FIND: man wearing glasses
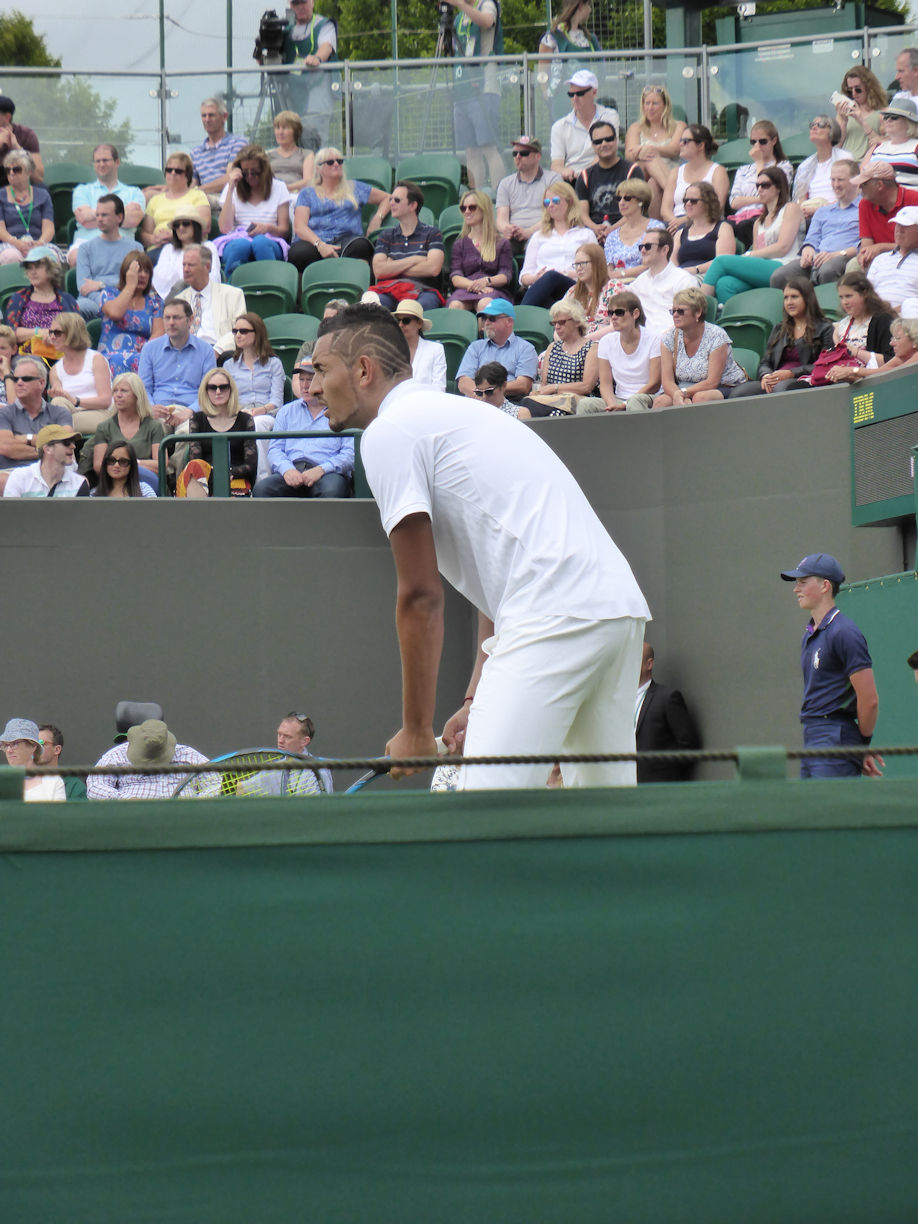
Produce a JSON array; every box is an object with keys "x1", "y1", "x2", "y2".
[
  {"x1": 550, "y1": 70, "x2": 620, "y2": 183},
  {"x1": 74, "y1": 195, "x2": 143, "y2": 320},
  {"x1": 575, "y1": 120, "x2": 643, "y2": 242},
  {"x1": 253, "y1": 345, "x2": 353, "y2": 499},
  {"x1": 371, "y1": 181, "x2": 445, "y2": 311},
  {"x1": 496, "y1": 136, "x2": 562, "y2": 252},
  {"x1": 631, "y1": 229, "x2": 693, "y2": 335},
  {"x1": 2, "y1": 424, "x2": 88, "y2": 498},
  {"x1": 0, "y1": 358, "x2": 75, "y2": 494},
  {"x1": 68, "y1": 144, "x2": 145, "y2": 267},
  {"x1": 455, "y1": 301, "x2": 538, "y2": 400}
]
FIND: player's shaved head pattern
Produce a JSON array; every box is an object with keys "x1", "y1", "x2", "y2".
[{"x1": 317, "y1": 303, "x2": 412, "y2": 379}]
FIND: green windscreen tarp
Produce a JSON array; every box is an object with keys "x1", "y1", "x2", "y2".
[{"x1": 1, "y1": 784, "x2": 917, "y2": 1222}]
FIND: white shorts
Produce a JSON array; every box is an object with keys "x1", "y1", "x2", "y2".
[{"x1": 459, "y1": 615, "x2": 646, "y2": 790}]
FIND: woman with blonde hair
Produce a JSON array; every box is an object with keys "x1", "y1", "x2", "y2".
[
  {"x1": 604, "y1": 178, "x2": 664, "y2": 277},
  {"x1": 141, "y1": 152, "x2": 210, "y2": 249},
  {"x1": 522, "y1": 297, "x2": 602, "y2": 414},
  {"x1": 0, "y1": 150, "x2": 54, "y2": 264},
  {"x1": 288, "y1": 146, "x2": 390, "y2": 272},
  {"x1": 178, "y1": 369, "x2": 256, "y2": 498},
  {"x1": 447, "y1": 190, "x2": 513, "y2": 309},
  {"x1": 655, "y1": 285, "x2": 745, "y2": 406},
  {"x1": 624, "y1": 86, "x2": 687, "y2": 217},
  {"x1": 217, "y1": 144, "x2": 291, "y2": 274},
  {"x1": 47, "y1": 311, "x2": 112, "y2": 434},
  {"x1": 519, "y1": 181, "x2": 596, "y2": 307},
  {"x1": 267, "y1": 110, "x2": 315, "y2": 192},
  {"x1": 90, "y1": 371, "x2": 163, "y2": 494}
]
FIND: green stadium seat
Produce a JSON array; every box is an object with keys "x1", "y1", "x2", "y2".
[
  {"x1": 814, "y1": 281, "x2": 843, "y2": 321},
  {"x1": 0, "y1": 264, "x2": 28, "y2": 315},
  {"x1": 512, "y1": 304, "x2": 555, "y2": 351},
  {"x1": 729, "y1": 346, "x2": 761, "y2": 380},
  {"x1": 395, "y1": 155, "x2": 462, "y2": 219},
  {"x1": 424, "y1": 307, "x2": 478, "y2": 384},
  {"x1": 344, "y1": 156, "x2": 393, "y2": 193},
  {"x1": 265, "y1": 313, "x2": 319, "y2": 375},
  {"x1": 300, "y1": 258, "x2": 370, "y2": 319},
  {"x1": 230, "y1": 262, "x2": 299, "y2": 319}
]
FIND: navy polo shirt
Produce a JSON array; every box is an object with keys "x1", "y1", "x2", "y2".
[{"x1": 799, "y1": 607, "x2": 872, "y2": 722}]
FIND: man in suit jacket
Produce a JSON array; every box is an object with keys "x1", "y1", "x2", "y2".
[
  {"x1": 635, "y1": 643, "x2": 701, "y2": 783},
  {"x1": 177, "y1": 244, "x2": 246, "y2": 354}
]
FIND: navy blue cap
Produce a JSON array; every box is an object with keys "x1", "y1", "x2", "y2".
[{"x1": 780, "y1": 553, "x2": 846, "y2": 584}]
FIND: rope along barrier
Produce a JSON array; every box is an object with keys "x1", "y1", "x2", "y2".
[{"x1": 21, "y1": 744, "x2": 918, "y2": 780}]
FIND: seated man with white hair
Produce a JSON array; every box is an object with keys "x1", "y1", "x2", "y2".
[
  {"x1": 866, "y1": 205, "x2": 918, "y2": 309},
  {"x1": 0, "y1": 355, "x2": 74, "y2": 494}
]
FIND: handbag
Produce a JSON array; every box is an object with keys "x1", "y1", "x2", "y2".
[{"x1": 808, "y1": 319, "x2": 862, "y2": 387}]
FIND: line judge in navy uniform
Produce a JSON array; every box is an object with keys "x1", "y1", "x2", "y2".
[
  {"x1": 635, "y1": 642, "x2": 701, "y2": 783},
  {"x1": 780, "y1": 552, "x2": 882, "y2": 778}
]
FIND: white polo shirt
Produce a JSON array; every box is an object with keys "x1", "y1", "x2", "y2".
[
  {"x1": 631, "y1": 263, "x2": 696, "y2": 336},
  {"x1": 867, "y1": 247, "x2": 918, "y2": 308},
  {"x1": 361, "y1": 379, "x2": 650, "y2": 632},
  {"x1": 3, "y1": 462, "x2": 89, "y2": 497}
]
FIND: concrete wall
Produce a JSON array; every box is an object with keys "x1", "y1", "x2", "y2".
[{"x1": 1, "y1": 383, "x2": 907, "y2": 778}]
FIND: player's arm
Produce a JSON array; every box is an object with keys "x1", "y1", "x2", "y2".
[
  {"x1": 442, "y1": 610, "x2": 494, "y2": 755},
  {"x1": 850, "y1": 666, "x2": 883, "y2": 777},
  {"x1": 386, "y1": 512, "x2": 445, "y2": 776}
]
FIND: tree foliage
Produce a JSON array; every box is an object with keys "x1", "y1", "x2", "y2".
[
  {"x1": 0, "y1": 10, "x2": 134, "y2": 161},
  {"x1": 0, "y1": 9, "x2": 60, "y2": 67}
]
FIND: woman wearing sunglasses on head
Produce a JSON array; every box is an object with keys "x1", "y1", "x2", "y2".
[
  {"x1": 47, "y1": 312, "x2": 112, "y2": 436},
  {"x1": 519, "y1": 181, "x2": 596, "y2": 308},
  {"x1": 288, "y1": 147, "x2": 390, "y2": 273},
  {"x1": 447, "y1": 191, "x2": 513, "y2": 310},
  {"x1": 725, "y1": 121, "x2": 794, "y2": 246},
  {"x1": 92, "y1": 440, "x2": 156, "y2": 497},
  {"x1": 624, "y1": 85, "x2": 686, "y2": 218},
  {"x1": 792, "y1": 115, "x2": 846, "y2": 219}
]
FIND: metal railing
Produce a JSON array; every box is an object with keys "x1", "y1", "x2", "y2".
[
  {"x1": 157, "y1": 428, "x2": 369, "y2": 498},
  {"x1": 3, "y1": 24, "x2": 916, "y2": 171}
]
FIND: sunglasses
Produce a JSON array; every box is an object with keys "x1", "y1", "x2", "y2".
[
  {"x1": 7, "y1": 165, "x2": 25, "y2": 173},
  {"x1": 232, "y1": 326, "x2": 254, "y2": 334},
  {"x1": 543, "y1": 196, "x2": 562, "y2": 206},
  {"x1": 567, "y1": 88, "x2": 591, "y2": 98},
  {"x1": 750, "y1": 136, "x2": 772, "y2": 146},
  {"x1": 608, "y1": 307, "x2": 630, "y2": 317},
  {"x1": 107, "y1": 455, "x2": 132, "y2": 467},
  {"x1": 47, "y1": 328, "x2": 65, "y2": 339},
  {"x1": 474, "y1": 386, "x2": 499, "y2": 396},
  {"x1": 847, "y1": 84, "x2": 866, "y2": 94},
  {"x1": 637, "y1": 242, "x2": 659, "y2": 251},
  {"x1": 459, "y1": 203, "x2": 478, "y2": 213},
  {"x1": 756, "y1": 180, "x2": 774, "y2": 189},
  {"x1": 13, "y1": 374, "x2": 42, "y2": 382},
  {"x1": 553, "y1": 318, "x2": 574, "y2": 326},
  {"x1": 670, "y1": 306, "x2": 692, "y2": 315},
  {"x1": 241, "y1": 167, "x2": 262, "y2": 177},
  {"x1": 591, "y1": 135, "x2": 617, "y2": 145},
  {"x1": 207, "y1": 382, "x2": 231, "y2": 392},
  {"x1": 395, "y1": 316, "x2": 418, "y2": 326},
  {"x1": 174, "y1": 219, "x2": 195, "y2": 227},
  {"x1": 617, "y1": 193, "x2": 637, "y2": 202},
  {"x1": 512, "y1": 149, "x2": 536, "y2": 158},
  {"x1": 165, "y1": 166, "x2": 186, "y2": 174},
  {"x1": 683, "y1": 196, "x2": 702, "y2": 204},
  {"x1": 321, "y1": 157, "x2": 344, "y2": 166},
  {"x1": 809, "y1": 121, "x2": 830, "y2": 129},
  {"x1": 679, "y1": 136, "x2": 695, "y2": 145}
]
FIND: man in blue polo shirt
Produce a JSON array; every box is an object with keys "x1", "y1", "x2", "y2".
[
  {"x1": 456, "y1": 300, "x2": 539, "y2": 399},
  {"x1": 770, "y1": 159, "x2": 861, "y2": 289},
  {"x1": 138, "y1": 300, "x2": 215, "y2": 429},
  {"x1": 780, "y1": 552, "x2": 882, "y2": 778}
]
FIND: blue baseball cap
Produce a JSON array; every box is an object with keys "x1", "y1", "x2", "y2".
[
  {"x1": 477, "y1": 300, "x2": 515, "y2": 319},
  {"x1": 780, "y1": 553, "x2": 846, "y2": 584}
]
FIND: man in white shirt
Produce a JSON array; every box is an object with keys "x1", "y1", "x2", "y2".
[
  {"x1": 866, "y1": 207, "x2": 918, "y2": 309},
  {"x1": 893, "y1": 47, "x2": 918, "y2": 106},
  {"x1": 177, "y1": 245, "x2": 246, "y2": 353},
  {"x1": 631, "y1": 229, "x2": 694, "y2": 335},
  {"x1": 3, "y1": 424, "x2": 88, "y2": 497},
  {"x1": 550, "y1": 70, "x2": 621, "y2": 182},
  {"x1": 309, "y1": 303, "x2": 651, "y2": 790}
]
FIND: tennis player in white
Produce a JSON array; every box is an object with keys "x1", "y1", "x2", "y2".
[{"x1": 310, "y1": 304, "x2": 651, "y2": 789}]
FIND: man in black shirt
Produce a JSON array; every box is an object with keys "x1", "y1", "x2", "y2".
[{"x1": 575, "y1": 120, "x2": 644, "y2": 243}]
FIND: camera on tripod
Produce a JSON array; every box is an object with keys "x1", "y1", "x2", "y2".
[{"x1": 254, "y1": 9, "x2": 288, "y2": 66}]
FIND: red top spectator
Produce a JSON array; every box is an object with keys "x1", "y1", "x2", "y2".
[{"x1": 852, "y1": 160, "x2": 918, "y2": 268}]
